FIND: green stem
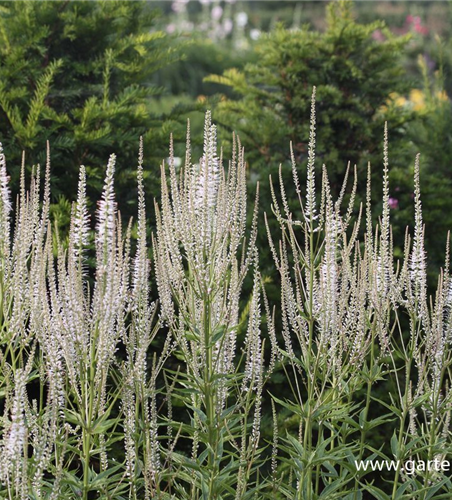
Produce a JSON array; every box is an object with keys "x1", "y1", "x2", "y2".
[
  {"x1": 392, "y1": 315, "x2": 416, "y2": 500},
  {"x1": 301, "y1": 224, "x2": 316, "y2": 500},
  {"x1": 203, "y1": 293, "x2": 217, "y2": 499},
  {"x1": 315, "y1": 422, "x2": 323, "y2": 495},
  {"x1": 354, "y1": 322, "x2": 376, "y2": 498},
  {"x1": 82, "y1": 330, "x2": 97, "y2": 500},
  {"x1": 422, "y1": 369, "x2": 443, "y2": 499},
  {"x1": 82, "y1": 426, "x2": 91, "y2": 500}
]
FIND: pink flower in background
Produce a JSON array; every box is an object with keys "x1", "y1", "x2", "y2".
[
  {"x1": 406, "y1": 14, "x2": 428, "y2": 35},
  {"x1": 388, "y1": 197, "x2": 399, "y2": 210},
  {"x1": 223, "y1": 18, "x2": 233, "y2": 34},
  {"x1": 166, "y1": 23, "x2": 176, "y2": 34},
  {"x1": 372, "y1": 29, "x2": 384, "y2": 42},
  {"x1": 414, "y1": 24, "x2": 428, "y2": 35},
  {"x1": 212, "y1": 6, "x2": 223, "y2": 21}
]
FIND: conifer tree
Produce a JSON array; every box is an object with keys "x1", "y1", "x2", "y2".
[
  {"x1": 208, "y1": 0, "x2": 411, "y2": 182},
  {"x1": 206, "y1": 0, "x2": 413, "y2": 277},
  {"x1": 0, "y1": 0, "x2": 180, "y2": 215}
]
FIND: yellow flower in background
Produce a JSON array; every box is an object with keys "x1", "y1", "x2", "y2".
[
  {"x1": 394, "y1": 95, "x2": 407, "y2": 107},
  {"x1": 389, "y1": 92, "x2": 407, "y2": 106},
  {"x1": 409, "y1": 89, "x2": 425, "y2": 111},
  {"x1": 382, "y1": 92, "x2": 406, "y2": 112},
  {"x1": 382, "y1": 88, "x2": 449, "y2": 115}
]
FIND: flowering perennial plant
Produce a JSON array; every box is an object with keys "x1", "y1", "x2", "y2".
[
  {"x1": 0, "y1": 103, "x2": 451, "y2": 499},
  {"x1": 266, "y1": 89, "x2": 452, "y2": 500},
  {"x1": 153, "y1": 112, "x2": 270, "y2": 498}
]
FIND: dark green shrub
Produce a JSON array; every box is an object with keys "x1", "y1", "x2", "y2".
[
  {"x1": 207, "y1": 0, "x2": 412, "y2": 186},
  {"x1": 0, "y1": 0, "x2": 180, "y2": 214},
  {"x1": 206, "y1": 0, "x2": 415, "y2": 293}
]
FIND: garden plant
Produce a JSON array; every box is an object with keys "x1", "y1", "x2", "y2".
[{"x1": 0, "y1": 91, "x2": 451, "y2": 499}]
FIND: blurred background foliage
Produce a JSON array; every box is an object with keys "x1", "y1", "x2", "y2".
[
  {"x1": 0, "y1": 0, "x2": 191, "y2": 222},
  {"x1": 2, "y1": 0, "x2": 452, "y2": 465}
]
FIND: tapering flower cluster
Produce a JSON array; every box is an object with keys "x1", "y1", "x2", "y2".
[
  {"x1": 1, "y1": 103, "x2": 452, "y2": 497},
  {"x1": 0, "y1": 141, "x2": 163, "y2": 498},
  {"x1": 268, "y1": 92, "x2": 452, "y2": 482},
  {"x1": 154, "y1": 113, "x2": 267, "y2": 495},
  {"x1": 0, "y1": 143, "x2": 11, "y2": 259},
  {"x1": 269, "y1": 91, "x2": 379, "y2": 385},
  {"x1": 154, "y1": 113, "x2": 262, "y2": 400}
]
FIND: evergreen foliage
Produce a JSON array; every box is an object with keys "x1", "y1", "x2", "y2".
[
  {"x1": 206, "y1": 0, "x2": 414, "y2": 285},
  {"x1": 0, "y1": 0, "x2": 180, "y2": 214},
  {"x1": 206, "y1": 0, "x2": 412, "y2": 187}
]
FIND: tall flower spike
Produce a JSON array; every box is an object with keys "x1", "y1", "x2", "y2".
[
  {"x1": 306, "y1": 86, "x2": 317, "y2": 226},
  {"x1": 444, "y1": 232, "x2": 452, "y2": 339},
  {"x1": 72, "y1": 165, "x2": 90, "y2": 264},
  {"x1": 0, "y1": 143, "x2": 11, "y2": 257},
  {"x1": 365, "y1": 162, "x2": 373, "y2": 259},
  {"x1": 2, "y1": 368, "x2": 28, "y2": 480},
  {"x1": 379, "y1": 122, "x2": 391, "y2": 296},
  {"x1": 382, "y1": 123, "x2": 390, "y2": 238},
  {"x1": 242, "y1": 268, "x2": 263, "y2": 392},
  {"x1": 96, "y1": 153, "x2": 117, "y2": 259},
  {"x1": 290, "y1": 141, "x2": 301, "y2": 202},
  {"x1": 196, "y1": 113, "x2": 219, "y2": 212},
  {"x1": 410, "y1": 153, "x2": 427, "y2": 308},
  {"x1": 134, "y1": 136, "x2": 148, "y2": 293},
  {"x1": 184, "y1": 118, "x2": 192, "y2": 188},
  {"x1": 39, "y1": 141, "x2": 51, "y2": 235}
]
